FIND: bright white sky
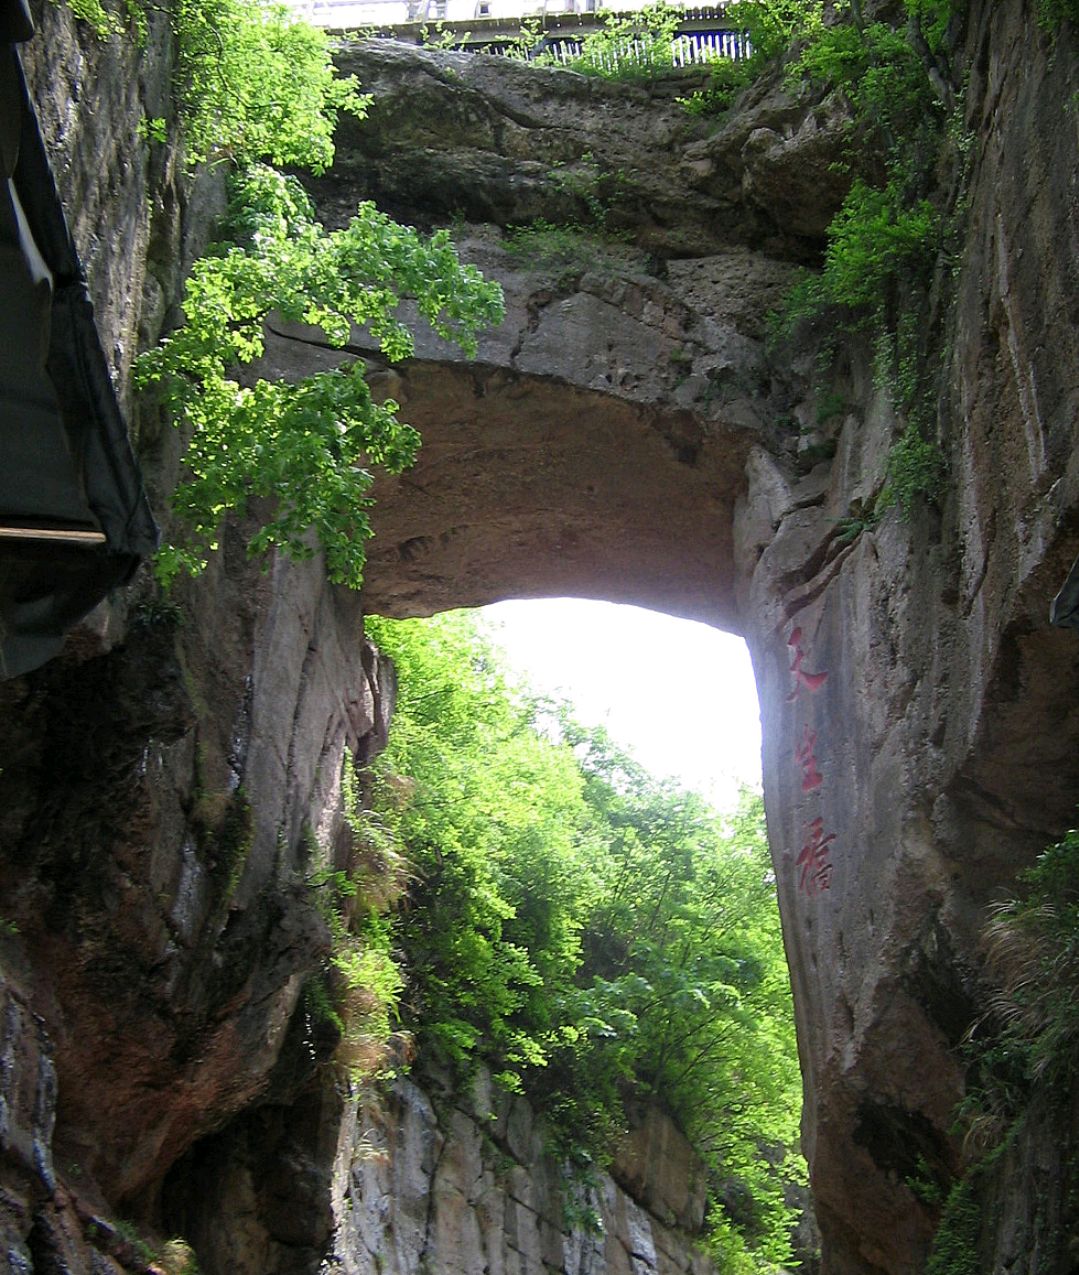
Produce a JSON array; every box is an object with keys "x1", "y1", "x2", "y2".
[{"x1": 481, "y1": 598, "x2": 761, "y2": 810}]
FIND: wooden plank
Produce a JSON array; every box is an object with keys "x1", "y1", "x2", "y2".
[{"x1": 0, "y1": 525, "x2": 107, "y2": 544}]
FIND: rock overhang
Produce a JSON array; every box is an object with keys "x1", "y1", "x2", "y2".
[{"x1": 258, "y1": 226, "x2": 805, "y2": 632}]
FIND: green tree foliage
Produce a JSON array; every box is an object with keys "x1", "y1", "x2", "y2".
[
  {"x1": 56, "y1": 0, "x2": 368, "y2": 171},
  {"x1": 1036, "y1": 0, "x2": 1079, "y2": 28},
  {"x1": 365, "y1": 612, "x2": 804, "y2": 1269},
  {"x1": 678, "y1": 0, "x2": 823, "y2": 115},
  {"x1": 980, "y1": 828, "x2": 1079, "y2": 1094},
  {"x1": 363, "y1": 612, "x2": 598, "y2": 1083},
  {"x1": 779, "y1": 2, "x2": 951, "y2": 325},
  {"x1": 137, "y1": 168, "x2": 502, "y2": 587},
  {"x1": 559, "y1": 1, "x2": 685, "y2": 78},
  {"x1": 170, "y1": 0, "x2": 370, "y2": 170},
  {"x1": 728, "y1": 0, "x2": 823, "y2": 62}
]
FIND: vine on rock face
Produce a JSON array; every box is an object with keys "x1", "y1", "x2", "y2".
[
  {"x1": 305, "y1": 759, "x2": 412, "y2": 1082},
  {"x1": 758, "y1": 0, "x2": 958, "y2": 519},
  {"x1": 1036, "y1": 0, "x2": 1079, "y2": 28},
  {"x1": 777, "y1": 2, "x2": 952, "y2": 326},
  {"x1": 137, "y1": 167, "x2": 503, "y2": 588}
]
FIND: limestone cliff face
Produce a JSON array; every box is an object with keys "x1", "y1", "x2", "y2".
[
  {"x1": 157, "y1": 1065, "x2": 719, "y2": 1275},
  {"x1": 739, "y1": 7, "x2": 1079, "y2": 1269},
  {"x1": 3, "y1": 7, "x2": 393, "y2": 1268},
  {"x1": 3, "y1": 4, "x2": 1079, "y2": 1275},
  {"x1": 326, "y1": 1072, "x2": 713, "y2": 1275}
]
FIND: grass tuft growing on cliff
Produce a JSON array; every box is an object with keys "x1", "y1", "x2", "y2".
[
  {"x1": 980, "y1": 828, "x2": 1079, "y2": 1092},
  {"x1": 926, "y1": 829, "x2": 1079, "y2": 1274},
  {"x1": 305, "y1": 762, "x2": 413, "y2": 1081}
]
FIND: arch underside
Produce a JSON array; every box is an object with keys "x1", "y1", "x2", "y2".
[{"x1": 261, "y1": 330, "x2": 755, "y2": 633}]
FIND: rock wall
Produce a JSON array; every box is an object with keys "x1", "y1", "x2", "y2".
[
  {"x1": 327, "y1": 1072, "x2": 713, "y2": 1275},
  {"x1": 3, "y1": 6, "x2": 394, "y2": 1269},
  {"x1": 160, "y1": 1069, "x2": 717, "y2": 1275},
  {"x1": 738, "y1": 6, "x2": 1079, "y2": 1270},
  {"x1": 4, "y1": 3, "x2": 1079, "y2": 1275}
]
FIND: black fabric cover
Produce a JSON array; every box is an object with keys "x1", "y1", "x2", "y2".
[
  {"x1": 0, "y1": 0, "x2": 158, "y2": 678},
  {"x1": 1051, "y1": 555, "x2": 1079, "y2": 629}
]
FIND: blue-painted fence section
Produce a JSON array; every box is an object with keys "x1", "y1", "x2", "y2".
[
  {"x1": 320, "y1": 5, "x2": 752, "y2": 67},
  {"x1": 498, "y1": 24, "x2": 749, "y2": 64}
]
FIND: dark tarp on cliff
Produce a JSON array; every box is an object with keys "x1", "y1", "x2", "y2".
[
  {"x1": 0, "y1": 0, "x2": 157, "y2": 679},
  {"x1": 1050, "y1": 555, "x2": 1079, "y2": 628}
]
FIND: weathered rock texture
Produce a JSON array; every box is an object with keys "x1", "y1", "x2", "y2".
[
  {"x1": 742, "y1": 9, "x2": 1079, "y2": 1270},
  {"x1": 326, "y1": 1072, "x2": 713, "y2": 1275},
  {"x1": 4, "y1": 4, "x2": 1079, "y2": 1275},
  {"x1": 261, "y1": 234, "x2": 799, "y2": 632},
  {"x1": 275, "y1": 42, "x2": 824, "y2": 630},
  {"x1": 308, "y1": 41, "x2": 840, "y2": 262},
  {"x1": 3, "y1": 7, "x2": 393, "y2": 1269}
]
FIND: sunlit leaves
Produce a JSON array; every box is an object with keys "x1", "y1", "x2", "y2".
[
  {"x1": 561, "y1": 1, "x2": 684, "y2": 78},
  {"x1": 724, "y1": 0, "x2": 824, "y2": 62},
  {"x1": 814, "y1": 179, "x2": 940, "y2": 315},
  {"x1": 171, "y1": 0, "x2": 369, "y2": 171}
]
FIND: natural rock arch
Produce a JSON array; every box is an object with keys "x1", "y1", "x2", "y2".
[
  {"x1": 288, "y1": 24, "x2": 1079, "y2": 1275},
  {"x1": 3, "y1": 9, "x2": 1079, "y2": 1275},
  {"x1": 262, "y1": 312, "x2": 767, "y2": 633}
]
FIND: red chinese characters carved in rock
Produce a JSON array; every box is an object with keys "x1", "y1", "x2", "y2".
[
  {"x1": 796, "y1": 816, "x2": 835, "y2": 895},
  {"x1": 786, "y1": 626, "x2": 828, "y2": 701},
  {"x1": 795, "y1": 723, "x2": 823, "y2": 793},
  {"x1": 785, "y1": 625, "x2": 836, "y2": 895}
]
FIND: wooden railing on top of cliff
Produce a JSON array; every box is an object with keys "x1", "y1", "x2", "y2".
[{"x1": 304, "y1": 3, "x2": 750, "y2": 65}]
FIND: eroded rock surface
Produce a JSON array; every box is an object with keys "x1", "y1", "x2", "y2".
[
  {"x1": 330, "y1": 1072, "x2": 715, "y2": 1275},
  {"x1": 261, "y1": 226, "x2": 803, "y2": 630},
  {"x1": 308, "y1": 41, "x2": 837, "y2": 263}
]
